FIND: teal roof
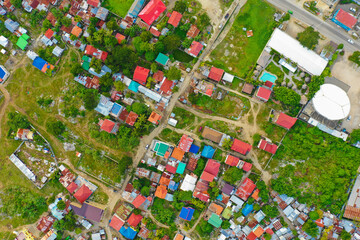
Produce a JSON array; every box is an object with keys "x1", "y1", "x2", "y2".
[
  {"x1": 176, "y1": 162, "x2": 186, "y2": 174},
  {"x1": 155, "y1": 142, "x2": 168, "y2": 157},
  {"x1": 82, "y1": 55, "x2": 90, "y2": 62},
  {"x1": 16, "y1": 37, "x2": 28, "y2": 50},
  {"x1": 129, "y1": 81, "x2": 140, "y2": 93},
  {"x1": 155, "y1": 53, "x2": 169, "y2": 66},
  {"x1": 82, "y1": 61, "x2": 90, "y2": 70},
  {"x1": 208, "y1": 213, "x2": 222, "y2": 228}
]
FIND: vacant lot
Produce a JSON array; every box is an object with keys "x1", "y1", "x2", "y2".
[
  {"x1": 102, "y1": 0, "x2": 133, "y2": 17},
  {"x1": 209, "y1": 0, "x2": 276, "y2": 78}
]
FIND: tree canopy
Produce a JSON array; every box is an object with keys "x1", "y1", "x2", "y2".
[{"x1": 297, "y1": 27, "x2": 320, "y2": 50}]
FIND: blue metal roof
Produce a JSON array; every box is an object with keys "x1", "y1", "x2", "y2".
[
  {"x1": 120, "y1": 226, "x2": 137, "y2": 239},
  {"x1": 168, "y1": 180, "x2": 179, "y2": 191},
  {"x1": 110, "y1": 103, "x2": 123, "y2": 116},
  {"x1": 129, "y1": 81, "x2": 140, "y2": 93},
  {"x1": 201, "y1": 145, "x2": 215, "y2": 159},
  {"x1": 179, "y1": 207, "x2": 195, "y2": 221},
  {"x1": 32, "y1": 57, "x2": 47, "y2": 71},
  {"x1": 242, "y1": 204, "x2": 253, "y2": 217},
  {"x1": 0, "y1": 66, "x2": 6, "y2": 79},
  {"x1": 189, "y1": 144, "x2": 200, "y2": 154}
]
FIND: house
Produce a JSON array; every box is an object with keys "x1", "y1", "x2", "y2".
[
  {"x1": 16, "y1": 35, "x2": 29, "y2": 50},
  {"x1": 201, "y1": 145, "x2": 215, "y2": 159},
  {"x1": 168, "y1": 11, "x2": 182, "y2": 27},
  {"x1": 115, "y1": 33, "x2": 126, "y2": 44},
  {"x1": 155, "y1": 53, "x2": 169, "y2": 66},
  {"x1": 180, "y1": 174, "x2": 197, "y2": 191},
  {"x1": 331, "y1": 9, "x2": 357, "y2": 31},
  {"x1": 95, "y1": 95, "x2": 114, "y2": 116},
  {"x1": 32, "y1": 57, "x2": 54, "y2": 73},
  {"x1": 231, "y1": 139, "x2": 252, "y2": 155},
  {"x1": 179, "y1": 207, "x2": 195, "y2": 221},
  {"x1": 0, "y1": 65, "x2": 10, "y2": 83},
  {"x1": 120, "y1": 226, "x2": 137, "y2": 240},
  {"x1": 98, "y1": 119, "x2": 119, "y2": 134},
  {"x1": 209, "y1": 203, "x2": 224, "y2": 215},
  {"x1": 138, "y1": 0, "x2": 166, "y2": 25},
  {"x1": 208, "y1": 67, "x2": 224, "y2": 82},
  {"x1": 109, "y1": 214, "x2": 124, "y2": 232},
  {"x1": 15, "y1": 129, "x2": 34, "y2": 141},
  {"x1": 193, "y1": 179, "x2": 210, "y2": 202},
  {"x1": 200, "y1": 159, "x2": 220, "y2": 182},
  {"x1": 96, "y1": 7, "x2": 109, "y2": 21},
  {"x1": 236, "y1": 178, "x2": 256, "y2": 201},
  {"x1": 155, "y1": 185, "x2": 168, "y2": 199},
  {"x1": 222, "y1": 72, "x2": 234, "y2": 83},
  {"x1": 110, "y1": 102, "x2": 123, "y2": 118},
  {"x1": 274, "y1": 112, "x2": 297, "y2": 130},
  {"x1": 138, "y1": 227, "x2": 150, "y2": 239},
  {"x1": 258, "y1": 139, "x2": 278, "y2": 154},
  {"x1": 187, "y1": 25, "x2": 200, "y2": 38},
  {"x1": 52, "y1": 46, "x2": 64, "y2": 57},
  {"x1": 74, "y1": 75, "x2": 100, "y2": 89},
  {"x1": 126, "y1": 111, "x2": 138, "y2": 126},
  {"x1": 2, "y1": 0, "x2": 15, "y2": 12},
  {"x1": 128, "y1": 213, "x2": 143, "y2": 227},
  {"x1": 208, "y1": 213, "x2": 223, "y2": 228},
  {"x1": 201, "y1": 126, "x2": 224, "y2": 144},
  {"x1": 4, "y1": 19, "x2": 19, "y2": 33},
  {"x1": 225, "y1": 155, "x2": 240, "y2": 167},
  {"x1": 73, "y1": 184, "x2": 93, "y2": 203},
  {"x1": 148, "y1": 111, "x2": 162, "y2": 124},
  {"x1": 132, "y1": 195, "x2": 146, "y2": 208},
  {"x1": 133, "y1": 66, "x2": 150, "y2": 85},
  {"x1": 0, "y1": 36, "x2": 9, "y2": 47},
  {"x1": 150, "y1": 26, "x2": 161, "y2": 37},
  {"x1": 84, "y1": 45, "x2": 108, "y2": 61},
  {"x1": 187, "y1": 41, "x2": 203, "y2": 57},
  {"x1": 256, "y1": 86, "x2": 272, "y2": 102},
  {"x1": 242, "y1": 83, "x2": 254, "y2": 95},
  {"x1": 37, "y1": 215, "x2": 55, "y2": 232},
  {"x1": 70, "y1": 201, "x2": 104, "y2": 222},
  {"x1": 344, "y1": 175, "x2": 360, "y2": 221},
  {"x1": 159, "y1": 78, "x2": 174, "y2": 96},
  {"x1": 87, "y1": 0, "x2": 99, "y2": 7},
  {"x1": 71, "y1": 25, "x2": 82, "y2": 37},
  {"x1": 242, "y1": 162, "x2": 252, "y2": 172},
  {"x1": 178, "y1": 134, "x2": 193, "y2": 152}
]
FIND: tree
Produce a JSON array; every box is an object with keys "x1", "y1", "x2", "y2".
[
  {"x1": 198, "y1": 13, "x2": 211, "y2": 29},
  {"x1": 46, "y1": 120, "x2": 66, "y2": 136},
  {"x1": 252, "y1": 133, "x2": 261, "y2": 146},
  {"x1": 118, "y1": 156, "x2": 132, "y2": 175},
  {"x1": 90, "y1": 58, "x2": 102, "y2": 73},
  {"x1": 145, "y1": 51, "x2": 156, "y2": 62},
  {"x1": 302, "y1": 220, "x2": 319, "y2": 237},
  {"x1": 340, "y1": 230, "x2": 351, "y2": 240},
  {"x1": 273, "y1": 86, "x2": 301, "y2": 106},
  {"x1": 70, "y1": 63, "x2": 83, "y2": 76},
  {"x1": 74, "y1": 15, "x2": 82, "y2": 22},
  {"x1": 222, "y1": 138, "x2": 233, "y2": 150},
  {"x1": 297, "y1": 27, "x2": 320, "y2": 50},
  {"x1": 174, "y1": 191, "x2": 192, "y2": 201},
  {"x1": 57, "y1": 200, "x2": 66, "y2": 210},
  {"x1": 114, "y1": 81, "x2": 126, "y2": 92},
  {"x1": 140, "y1": 31, "x2": 153, "y2": 42},
  {"x1": 221, "y1": 220, "x2": 231, "y2": 229},
  {"x1": 42, "y1": 19, "x2": 52, "y2": 30},
  {"x1": 194, "y1": 158, "x2": 206, "y2": 176},
  {"x1": 141, "y1": 186, "x2": 150, "y2": 196},
  {"x1": 128, "y1": 102, "x2": 150, "y2": 115},
  {"x1": 174, "y1": 0, "x2": 187, "y2": 13},
  {"x1": 166, "y1": 66, "x2": 181, "y2": 80},
  {"x1": 307, "y1": 75, "x2": 324, "y2": 99},
  {"x1": 10, "y1": 0, "x2": 22, "y2": 8},
  {"x1": 53, "y1": 211, "x2": 76, "y2": 232},
  {"x1": 7, "y1": 112, "x2": 30, "y2": 131},
  {"x1": 262, "y1": 205, "x2": 279, "y2": 218},
  {"x1": 99, "y1": 73, "x2": 113, "y2": 93},
  {"x1": 350, "y1": 129, "x2": 360, "y2": 144},
  {"x1": 61, "y1": 17, "x2": 72, "y2": 27},
  {"x1": 146, "y1": 77, "x2": 156, "y2": 88},
  {"x1": 223, "y1": 167, "x2": 243, "y2": 184},
  {"x1": 309, "y1": 211, "x2": 319, "y2": 220},
  {"x1": 349, "y1": 51, "x2": 360, "y2": 66},
  {"x1": 82, "y1": 90, "x2": 99, "y2": 110},
  {"x1": 162, "y1": 35, "x2": 181, "y2": 52}
]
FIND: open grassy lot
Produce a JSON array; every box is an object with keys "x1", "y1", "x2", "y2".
[
  {"x1": 102, "y1": 0, "x2": 133, "y2": 17},
  {"x1": 159, "y1": 128, "x2": 182, "y2": 145},
  {"x1": 209, "y1": 0, "x2": 276, "y2": 78},
  {"x1": 172, "y1": 107, "x2": 197, "y2": 129}
]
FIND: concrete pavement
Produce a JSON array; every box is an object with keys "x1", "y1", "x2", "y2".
[{"x1": 266, "y1": 0, "x2": 360, "y2": 52}]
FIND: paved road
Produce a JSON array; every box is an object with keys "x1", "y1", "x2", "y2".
[{"x1": 267, "y1": 0, "x2": 360, "y2": 52}]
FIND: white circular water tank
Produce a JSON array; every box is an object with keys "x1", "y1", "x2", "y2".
[{"x1": 313, "y1": 84, "x2": 351, "y2": 120}]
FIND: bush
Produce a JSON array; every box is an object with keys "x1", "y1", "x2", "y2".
[
  {"x1": 309, "y1": 211, "x2": 319, "y2": 220},
  {"x1": 223, "y1": 167, "x2": 243, "y2": 184}
]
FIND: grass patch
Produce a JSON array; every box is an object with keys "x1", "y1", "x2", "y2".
[
  {"x1": 89, "y1": 189, "x2": 109, "y2": 204},
  {"x1": 173, "y1": 49, "x2": 194, "y2": 63},
  {"x1": 159, "y1": 128, "x2": 182, "y2": 144},
  {"x1": 102, "y1": 0, "x2": 133, "y2": 17},
  {"x1": 172, "y1": 107, "x2": 196, "y2": 129},
  {"x1": 213, "y1": 149, "x2": 224, "y2": 162},
  {"x1": 210, "y1": 0, "x2": 276, "y2": 78}
]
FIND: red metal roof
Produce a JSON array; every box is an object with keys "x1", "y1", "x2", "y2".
[
  {"x1": 165, "y1": 164, "x2": 177, "y2": 174},
  {"x1": 178, "y1": 134, "x2": 193, "y2": 152},
  {"x1": 132, "y1": 195, "x2": 146, "y2": 208},
  {"x1": 119, "y1": 109, "x2": 129, "y2": 122},
  {"x1": 168, "y1": 11, "x2": 182, "y2": 27},
  {"x1": 37, "y1": 216, "x2": 55, "y2": 232},
  {"x1": 231, "y1": 139, "x2": 252, "y2": 155},
  {"x1": 153, "y1": 70, "x2": 164, "y2": 82},
  {"x1": 44, "y1": 29, "x2": 54, "y2": 39},
  {"x1": 225, "y1": 155, "x2": 240, "y2": 166},
  {"x1": 109, "y1": 214, "x2": 124, "y2": 231},
  {"x1": 247, "y1": 232, "x2": 257, "y2": 240},
  {"x1": 193, "y1": 180, "x2": 210, "y2": 202},
  {"x1": 87, "y1": 0, "x2": 99, "y2": 7},
  {"x1": 187, "y1": 25, "x2": 200, "y2": 38},
  {"x1": 99, "y1": 119, "x2": 115, "y2": 133},
  {"x1": 66, "y1": 182, "x2": 78, "y2": 193},
  {"x1": 275, "y1": 112, "x2": 297, "y2": 129},
  {"x1": 115, "y1": 33, "x2": 125, "y2": 44},
  {"x1": 128, "y1": 213, "x2": 143, "y2": 227},
  {"x1": 133, "y1": 66, "x2": 150, "y2": 85},
  {"x1": 236, "y1": 178, "x2": 256, "y2": 200},
  {"x1": 150, "y1": 26, "x2": 161, "y2": 37},
  {"x1": 84, "y1": 45, "x2": 108, "y2": 61},
  {"x1": 203, "y1": 159, "x2": 220, "y2": 177},
  {"x1": 258, "y1": 139, "x2": 278, "y2": 154},
  {"x1": 256, "y1": 87, "x2": 272, "y2": 101},
  {"x1": 138, "y1": 0, "x2": 166, "y2": 25},
  {"x1": 335, "y1": 9, "x2": 357, "y2": 29},
  {"x1": 242, "y1": 162, "x2": 252, "y2": 172},
  {"x1": 208, "y1": 67, "x2": 224, "y2": 82},
  {"x1": 160, "y1": 79, "x2": 174, "y2": 96},
  {"x1": 188, "y1": 41, "x2": 203, "y2": 57},
  {"x1": 73, "y1": 185, "x2": 93, "y2": 203},
  {"x1": 126, "y1": 111, "x2": 138, "y2": 126}
]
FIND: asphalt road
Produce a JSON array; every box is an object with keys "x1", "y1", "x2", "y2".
[{"x1": 267, "y1": 0, "x2": 360, "y2": 52}]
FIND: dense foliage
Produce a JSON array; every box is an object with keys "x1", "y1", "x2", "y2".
[
  {"x1": 307, "y1": 76, "x2": 324, "y2": 99},
  {"x1": 223, "y1": 167, "x2": 243, "y2": 184},
  {"x1": 7, "y1": 112, "x2": 30, "y2": 133},
  {"x1": 348, "y1": 51, "x2": 360, "y2": 66},
  {"x1": 272, "y1": 122, "x2": 360, "y2": 214},
  {"x1": 297, "y1": 27, "x2": 320, "y2": 50},
  {"x1": 273, "y1": 86, "x2": 301, "y2": 116},
  {"x1": 302, "y1": 220, "x2": 319, "y2": 237}
]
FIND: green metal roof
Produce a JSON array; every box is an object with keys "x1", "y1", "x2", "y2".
[
  {"x1": 82, "y1": 55, "x2": 90, "y2": 62},
  {"x1": 21, "y1": 34, "x2": 30, "y2": 41},
  {"x1": 222, "y1": 208, "x2": 232, "y2": 220},
  {"x1": 156, "y1": 142, "x2": 169, "y2": 157},
  {"x1": 82, "y1": 61, "x2": 90, "y2": 70},
  {"x1": 16, "y1": 37, "x2": 28, "y2": 50},
  {"x1": 176, "y1": 162, "x2": 186, "y2": 174},
  {"x1": 208, "y1": 213, "x2": 222, "y2": 228},
  {"x1": 155, "y1": 53, "x2": 169, "y2": 66}
]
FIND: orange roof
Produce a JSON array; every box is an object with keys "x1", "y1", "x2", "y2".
[
  {"x1": 159, "y1": 176, "x2": 170, "y2": 186},
  {"x1": 155, "y1": 185, "x2": 167, "y2": 199},
  {"x1": 148, "y1": 111, "x2": 162, "y2": 124},
  {"x1": 115, "y1": 33, "x2": 125, "y2": 44},
  {"x1": 253, "y1": 226, "x2": 265, "y2": 237},
  {"x1": 209, "y1": 203, "x2": 224, "y2": 215},
  {"x1": 171, "y1": 147, "x2": 185, "y2": 161},
  {"x1": 252, "y1": 189, "x2": 260, "y2": 201},
  {"x1": 174, "y1": 233, "x2": 184, "y2": 240},
  {"x1": 71, "y1": 25, "x2": 82, "y2": 37}
]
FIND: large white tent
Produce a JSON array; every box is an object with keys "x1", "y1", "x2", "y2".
[
  {"x1": 313, "y1": 84, "x2": 350, "y2": 120},
  {"x1": 267, "y1": 28, "x2": 328, "y2": 76}
]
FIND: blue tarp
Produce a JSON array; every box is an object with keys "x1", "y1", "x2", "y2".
[
  {"x1": 110, "y1": 103, "x2": 123, "y2": 116},
  {"x1": 201, "y1": 145, "x2": 215, "y2": 159},
  {"x1": 189, "y1": 144, "x2": 200, "y2": 154},
  {"x1": 32, "y1": 57, "x2": 46, "y2": 71},
  {"x1": 129, "y1": 81, "x2": 140, "y2": 93},
  {"x1": 168, "y1": 180, "x2": 179, "y2": 191},
  {"x1": 179, "y1": 207, "x2": 195, "y2": 221},
  {"x1": 0, "y1": 67, "x2": 6, "y2": 79},
  {"x1": 120, "y1": 226, "x2": 137, "y2": 239},
  {"x1": 242, "y1": 204, "x2": 253, "y2": 217}
]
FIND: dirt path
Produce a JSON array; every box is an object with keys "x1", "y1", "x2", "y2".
[{"x1": 0, "y1": 84, "x2": 11, "y2": 137}]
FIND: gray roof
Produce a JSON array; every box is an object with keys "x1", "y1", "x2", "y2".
[
  {"x1": 52, "y1": 46, "x2": 64, "y2": 57},
  {"x1": 95, "y1": 7, "x2": 109, "y2": 21},
  {"x1": 5, "y1": 19, "x2": 19, "y2": 33}
]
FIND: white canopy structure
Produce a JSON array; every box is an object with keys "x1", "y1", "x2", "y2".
[
  {"x1": 267, "y1": 28, "x2": 328, "y2": 76},
  {"x1": 313, "y1": 84, "x2": 350, "y2": 120}
]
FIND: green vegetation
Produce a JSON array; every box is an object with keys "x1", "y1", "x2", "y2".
[
  {"x1": 271, "y1": 122, "x2": 360, "y2": 214},
  {"x1": 350, "y1": 129, "x2": 360, "y2": 144},
  {"x1": 172, "y1": 107, "x2": 196, "y2": 129},
  {"x1": 196, "y1": 219, "x2": 214, "y2": 237},
  {"x1": 302, "y1": 220, "x2": 319, "y2": 237},
  {"x1": 102, "y1": 0, "x2": 133, "y2": 17},
  {"x1": 308, "y1": 76, "x2": 324, "y2": 99},
  {"x1": 348, "y1": 51, "x2": 360, "y2": 66},
  {"x1": 210, "y1": 0, "x2": 276, "y2": 78},
  {"x1": 223, "y1": 167, "x2": 243, "y2": 184},
  {"x1": 173, "y1": 49, "x2": 195, "y2": 63},
  {"x1": 309, "y1": 211, "x2": 319, "y2": 220},
  {"x1": 159, "y1": 128, "x2": 182, "y2": 144},
  {"x1": 297, "y1": 27, "x2": 320, "y2": 50},
  {"x1": 151, "y1": 198, "x2": 177, "y2": 225},
  {"x1": 273, "y1": 86, "x2": 301, "y2": 116},
  {"x1": 265, "y1": 62, "x2": 284, "y2": 83}
]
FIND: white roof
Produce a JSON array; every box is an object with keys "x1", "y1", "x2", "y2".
[
  {"x1": 222, "y1": 72, "x2": 234, "y2": 83},
  {"x1": 180, "y1": 174, "x2": 197, "y2": 191},
  {"x1": 267, "y1": 28, "x2": 328, "y2": 76},
  {"x1": 313, "y1": 84, "x2": 350, "y2": 120}
]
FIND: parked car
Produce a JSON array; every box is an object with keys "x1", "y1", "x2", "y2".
[
  {"x1": 225, "y1": 13, "x2": 229, "y2": 19},
  {"x1": 350, "y1": 7, "x2": 356, "y2": 13},
  {"x1": 348, "y1": 39, "x2": 354, "y2": 44},
  {"x1": 347, "y1": 115, "x2": 352, "y2": 121},
  {"x1": 288, "y1": 10, "x2": 293, "y2": 14},
  {"x1": 145, "y1": 144, "x2": 149, "y2": 149}
]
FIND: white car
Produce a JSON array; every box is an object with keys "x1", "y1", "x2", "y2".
[
  {"x1": 350, "y1": 7, "x2": 356, "y2": 13},
  {"x1": 348, "y1": 39, "x2": 354, "y2": 44}
]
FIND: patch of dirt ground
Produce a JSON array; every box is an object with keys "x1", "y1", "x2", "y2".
[
  {"x1": 197, "y1": 0, "x2": 223, "y2": 26},
  {"x1": 331, "y1": 52, "x2": 360, "y2": 132}
]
